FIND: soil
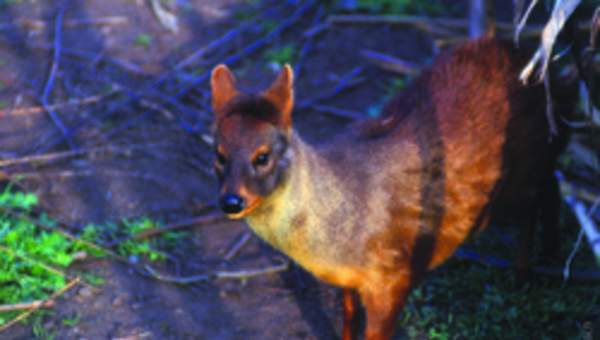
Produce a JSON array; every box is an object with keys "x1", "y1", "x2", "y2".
[{"x1": 0, "y1": 1, "x2": 592, "y2": 339}]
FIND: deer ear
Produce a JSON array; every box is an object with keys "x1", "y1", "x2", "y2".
[
  {"x1": 211, "y1": 64, "x2": 238, "y2": 114},
  {"x1": 263, "y1": 64, "x2": 294, "y2": 129}
]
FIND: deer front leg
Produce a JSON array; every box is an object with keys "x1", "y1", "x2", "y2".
[
  {"x1": 342, "y1": 288, "x2": 357, "y2": 340},
  {"x1": 359, "y1": 277, "x2": 411, "y2": 340}
]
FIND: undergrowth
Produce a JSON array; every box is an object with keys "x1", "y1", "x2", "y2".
[
  {"x1": 335, "y1": 0, "x2": 462, "y2": 16},
  {"x1": 399, "y1": 248, "x2": 599, "y2": 339},
  {"x1": 0, "y1": 186, "x2": 184, "y2": 328}
]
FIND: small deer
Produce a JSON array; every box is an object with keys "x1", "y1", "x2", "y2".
[{"x1": 209, "y1": 38, "x2": 570, "y2": 339}]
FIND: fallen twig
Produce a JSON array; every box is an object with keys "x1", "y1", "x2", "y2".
[
  {"x1": 558, "y1": 177, "x2": 599, "y2": 204},
  {"x1": 0, "y1": 89, "x2": 119, "y2": 117},
  {"x1": 566, "y1": 196, "x2": 600, "y2": 266},
  {"x1": 29, "y1": 43, "x2": 145, "y2": 74},
  {"x1": 455, "y1": 248, "x2": 600, "y2": 280},
  {"x1": 172, "y1": 20, "x2": 254, "y2": 72},
  {"x1": 149, "y1": 0, "x2": 178, "y2": 33},
  {"x1": 127, "y1": 210, "x2": 224, "y2": 242},
  {"x1": 224, "y1": 231, "x2": 252, "y2": 261},
  {"x1": 42, "y1": 5, "x2": 74, "y2": 149},
  {"x1": 0, "y1": 16, "x2": 128, "y2": 31},
  {"x1": 361, "y1": 50, "x2": 421, "y2": 76},
  {"x1": 0, "y1": 142, "x2": 170, "y2": 168},
  {"x1": 0, "y1": 277, "x2": 80, "y2": 333},
  {"x1": 310, "y1": 104, "x2": 365, "y2": 120},
  {"x1": 519, "y1": 0, "x2": 582, "y2": 84},
  {"x1": 142, "y1": 260, "x2": 289, "y2": 284},
  {"x1": 295, "y1": 5, "x2": 324, "y2": 79},
  {"x1": 297, "y1": 66, "x2": 365, "y2": 110},
  {"x1": 329, "y1": 14, "x2": 515, "y2": 32},
  {"x1": 174, "y1": 0, "x2": 317, "y2": 97},
  {"x1": 330, "y1": 14, "x2": 590, "y2": 40},
  {"x1": 0, "y1": 300, "x2": 55, "y2": 313}
]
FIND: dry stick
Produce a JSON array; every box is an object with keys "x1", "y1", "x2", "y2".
[
  {"x1": 142, "y1": 260, "x2": 289, "y2": 284},
  {"x1": 361, "y1": 50, "x2": 421, "y2": 76},
  {"x1": 566, "y1": 196, "x2": 600, "y2": 266},
  {"x1": 559, "y1": 179, "x2": 599, "y2": 204},
  {"x1": 0, "y1": 89, "x2": 119, "y2": 117},
  {"x1": 0, "y1": 300, "x2": 55, "y2": 313},
  {"x1": 0, "y1": 16, "x2": 128, "y2": 31},
  {"x1": 29, "y1": 43, "x2": 145, "y2": 75},
  {"x1": 0, "y1": 142, "x2": 170, "y2": 168},
  {"x1": 330, "y1": 14, "x2": 591, "y2": 37},
  {"x1": 42, "y1": 5, "x2": 74, "y2": 149},
  {"x1": 297, "y1": 66, "x2": 365, "y2": 110},
  {"x1": 310, "y1": 105, "x2": 365, "y2": 120},
  {"x1": 224, "y1": 231, "x2": 252, "y2": 261},
  {"x1": 0, "y1": 277, "x2": 80, "y2": 334},
  {"x1": 328, "y1": 14, "x2": 514, "y2": 32},
  {"x1": 174, "y1": 0, "x2": 317, "y2": 97},
  {"x1": 294, "y1": 5, "x2": 324, "y2": 79},
  {"x1": 129, "y1": 210, "x2": 224, "y2": 241},
  {"x1": 173, "y1": 20, "x2": 254, "y2": 71}
]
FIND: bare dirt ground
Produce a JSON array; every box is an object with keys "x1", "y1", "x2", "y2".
[
  {"x1": 0, "y1": 1, "x2": 433, "y2": 339},
  {"x1": 0, "y1": 0, "x2": 598, "y2": 339}
]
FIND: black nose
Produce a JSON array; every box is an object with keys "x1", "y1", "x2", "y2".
[{"x1": 220, "y1": 193, "x2": 245, "y2": 214}]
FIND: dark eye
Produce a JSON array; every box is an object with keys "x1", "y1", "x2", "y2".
[
  {"x1": 216, "y1": 151, "x2": 227, "y2": 166},
  {"x1": 253, "y1": 152, "x2": 270, "y2": 167}
]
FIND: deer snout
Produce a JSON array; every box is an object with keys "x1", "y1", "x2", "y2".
[{"x1": 219, "y1": 193, "x2": 245, "y2": 215}]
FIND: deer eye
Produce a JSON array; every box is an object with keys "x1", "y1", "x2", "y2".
[{"x1": 253, "y1": 152, "x2": 270, "y2": 168}]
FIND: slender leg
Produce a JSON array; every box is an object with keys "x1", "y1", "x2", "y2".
[
  {"x1": 342, "y1": 288, "x2": 356, "y2": 340},
  {"x1": 516, "y1": 211, "x2": 536, "y2": 286},
  {"x1": 539, "y1": 175, "x2": 560, "y2": 262},
  {"x1": 360, "y1": 278, "x2": 411, "y2": 340}
]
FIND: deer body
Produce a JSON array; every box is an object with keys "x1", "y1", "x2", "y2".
[{"x1": 210, "y1": 38, "x2": 566, "y2": 340}]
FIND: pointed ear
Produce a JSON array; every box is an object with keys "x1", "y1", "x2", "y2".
[
  {"x1": 263, "y1": 64, "x2": 294, "y2": 129},
  {"x1": 211, "y1": 64, "x2": 238, "y2": 114}
]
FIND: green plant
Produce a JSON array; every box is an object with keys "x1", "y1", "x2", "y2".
[
  {"x1": 264, "y1": 45, "x2": 297, "y2": 66},
  {"x1": 348, "y1": 0, "x2": 447, "y2": 15},
  {"x1": 135, "y1": 33, "x2": 153, "y2": 48},
  {"x1": 81, "y1": 217, "x2": 183, "y2": 262},
  {"x1": 31, "y1": 313, "x2": 55, "y2": 339},
  {"x1": 0, "y1": 187, "x2": 184, "y2": 328},
  {"x1": 61, "y1": 312, "x2": 80, "y2": 327}
]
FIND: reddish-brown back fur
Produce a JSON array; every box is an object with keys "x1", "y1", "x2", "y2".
[{"x1": 211, "y1": 38, "x2": 573, "y2": 340}]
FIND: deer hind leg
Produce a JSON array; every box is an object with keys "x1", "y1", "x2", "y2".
[
  {"x1": 359, "y1": 276, "x2": 411, "y2": 340},
  {"x1": 342, "y1": 288, "x2": 357, "y2": 340},
  {"x1": 538, "y1": 173, "x2": 560, "y2": 263}
]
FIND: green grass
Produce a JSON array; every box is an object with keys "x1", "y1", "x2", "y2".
[
  {"x1": 135, "y1": 33, "x2": 153, "y2": 48},
  {"x1": 264, "y1": 44, "x2": 297, "y2": 66},
  {"x1": 399, "y1": 252, "x2": 598, "y2": 339},
  {"x1": 337, "y1": 0, "x2": 450, "y2": 16},
  {"x1": 0, "y1": 186, "x2": 186, "y2": 327}
]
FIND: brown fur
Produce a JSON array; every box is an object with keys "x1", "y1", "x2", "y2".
[{"x1": 210, "y1": 38, "x2": 572, "y2": 340}]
